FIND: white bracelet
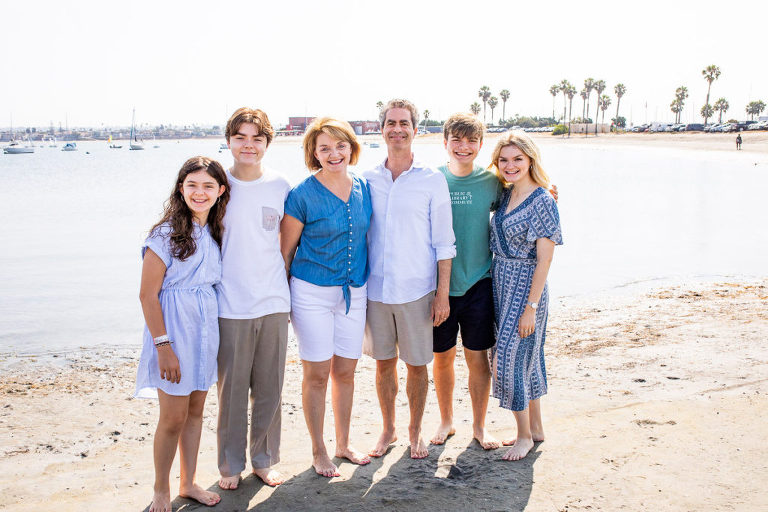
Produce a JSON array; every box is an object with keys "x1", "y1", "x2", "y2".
[{"x1": 153, "y1": 334, "x2": 170, "y2": 346}]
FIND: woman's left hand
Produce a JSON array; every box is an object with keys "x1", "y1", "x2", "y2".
[{"x1": 518, "y1": 308, "x2": 536, "y2": 338}]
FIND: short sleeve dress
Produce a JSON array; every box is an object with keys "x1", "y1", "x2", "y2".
[
  {"x1": 135, "y1": 223, "x2": 222, "y2": 398},
  {"x1": 490, "y1": 187, "x2": 562, "y2": 411}
]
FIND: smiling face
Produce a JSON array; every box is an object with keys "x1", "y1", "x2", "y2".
[
  {"x1": 227, "y1": 122, "x2": 268, "y2": 166},
  {"x1": 314, "y1": 132, "x2": 351, "y2": 174},
  {"x1": 497, "y1": 144, "x2": 533, "y2": 185},
  {"x1": 445, "y1": 133, "x2": 482, "y2": 167},
  {"x1": 382, "y1": 107, "x2": 416, "y2": 151},
  {"x1": 180, "y1": 169, "x2": 226, "y2": 224}
]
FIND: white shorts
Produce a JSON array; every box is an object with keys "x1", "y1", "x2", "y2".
[{"x1": 289, "y1": 277, "x2": 367, "y2": 362}]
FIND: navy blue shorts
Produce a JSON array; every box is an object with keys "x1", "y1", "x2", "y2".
[{"x1": 433, "y1": 277, "x2": 496, "y2": 353}]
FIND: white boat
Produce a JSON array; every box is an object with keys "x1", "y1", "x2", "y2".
[
  {"x1": 369, "y1": 142, "x2": 380, "y2": 148},
  {"x1": 129, "y1": 108, "x2": 145, "y2": 150},
  {"x1": 218, "y1": 142, "x2": 228, "y2": 152},
  {"x1": 61, "y1": 142, "x2": 78, "y2": 152},
  {"x1": 3, "y1": 139, "x2": 35, "y2": 154}
]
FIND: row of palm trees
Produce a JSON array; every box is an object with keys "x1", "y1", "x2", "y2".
[
  {"x1": 545, "y1": 79, "x2": 626, "y2": 135},
  {"x1": 473, "y1": 86, "x2": 510, "y2": 125}
]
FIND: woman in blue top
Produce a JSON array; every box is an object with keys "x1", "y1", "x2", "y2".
[
  {"x1": 281, "y1": 117, "x2": 372, "y2": 477},
  {"x1": 137, "y1": 156, "x2": 229, "y2": 511}
]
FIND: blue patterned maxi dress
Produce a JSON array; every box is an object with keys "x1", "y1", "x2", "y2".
[{"x1": 490, "y1": 187, "x2": 562, "y2": 411}]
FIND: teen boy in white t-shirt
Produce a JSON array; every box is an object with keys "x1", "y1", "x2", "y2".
[{"x1": 216, "y1": 108, "x2": 291, "y2": 489}]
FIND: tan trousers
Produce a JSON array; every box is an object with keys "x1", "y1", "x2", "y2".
[{"x1": 217, "y1": 313, "x2": 288, "y2": 475}]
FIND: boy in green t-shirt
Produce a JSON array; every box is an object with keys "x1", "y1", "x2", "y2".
[{"x1": 431, "y1": 113, "x2": 501, "y2": 449}]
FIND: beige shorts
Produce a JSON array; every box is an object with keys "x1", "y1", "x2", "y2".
[{"x1": 363, "y1": 292, "x2": 434, "y2": 366}]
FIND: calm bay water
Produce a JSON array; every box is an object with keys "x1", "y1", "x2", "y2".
[{"x1": 1, "y1": 138, "x2": 766, "y2": 356}]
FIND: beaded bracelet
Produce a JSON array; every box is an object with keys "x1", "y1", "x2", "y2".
[{"x1": 155, "y1": 341, "x2": 171, "y2": 348}]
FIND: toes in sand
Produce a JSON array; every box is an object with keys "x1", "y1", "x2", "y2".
[
  {"x1": 430, "y1": 423, "x2": 456, "y2": 445},
  {"x1": 369, "y1": 431, "x2": 397, "y2": 457},
  {"x1": 179, "y1": 483, "x2": 221, "y2": 507},
  {"x1": 313, "y1": 454, "x2": 341, "y2": 478},
  {"x1": 410, "y1": 437, "x2": 429, "y2": 459},
  {"x1": 501, "y1": 437, "x2": 534, "y2": 461},
  {"x1": 473, "y1": 428, "x2": 501, "y2": 450},
  {"x1": 218, "y1": 474, "x2": 240, "y2": 490},
  {"x1": 336, "y1": 446, "x2": 371, "y2": 465},
  {"x1": 253, "y1": 467, "x2": 284, "y2": 487}
]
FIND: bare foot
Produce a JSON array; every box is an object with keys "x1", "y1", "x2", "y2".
[
  {"x1": 312, "y1": 453, "x2": 341, "y2": 478},
  {"x1": 149, "y1": 490, "x2": 171, "y2": 512},
  {"x1": 502, "y1": 432, "x2": 544, "y2": 446},
  {"x1": 253, "y1": 467, "x2": 284, "y2": 487},
  {"x1": 335, "y1": 446, "x2": 371, "y2": 465},
  {"x1": 429, "y1": 422, "x2": 456, "y2": 445},
  {"x1": 369, "y1": 431, "x2": 397, "y2": 457},
  {"x1": 473, "y1": 427, "x2": 501, "y2": 450},
  {"x1": 501, "y1": 437, "x2": 534, "y2": 461},
  {"x1": 410, "y1": 437, "x2": 429, "y2": 459},
  {"x1": 218, "y1": 474, "x2": 240, "y2": 490},
  {"x1": 179, "y1": 483, "x2": 221, "y2": 507}
]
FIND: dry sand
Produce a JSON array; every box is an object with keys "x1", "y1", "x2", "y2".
[{"x1": 1, "y1": 279, "x2": 766, "y2": 511}]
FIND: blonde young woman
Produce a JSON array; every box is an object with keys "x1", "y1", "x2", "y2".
[
  {"x1": 280, "y1": 118, "x2": 372, "y2": 477},
  {"x1": 488, "y1": 132, "x2": 563, "y2": 461}
]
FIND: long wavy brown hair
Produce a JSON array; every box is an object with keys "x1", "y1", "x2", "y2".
[{"x1": 150, "y1": 156, "x2": 230, "y2": 261}]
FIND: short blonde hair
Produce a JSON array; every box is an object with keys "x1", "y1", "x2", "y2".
[
  {"x1": 488, "y1": 131, "x2": 550, "y2": 189},
  {"x1": 303, "y1": 117, "x2": 361, "y2": 171}
]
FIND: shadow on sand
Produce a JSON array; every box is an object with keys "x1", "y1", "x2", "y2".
[{"x1": 156, "y1": 439, "x2": 541, "y2": 511}]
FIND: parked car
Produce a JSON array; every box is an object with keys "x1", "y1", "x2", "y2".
[{"x1": 684, "y1": 123, "x2": 705, "y2": 131}]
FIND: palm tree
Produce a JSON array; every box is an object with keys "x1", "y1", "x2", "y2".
[
  {"x1": 470, "y1": 102, "x2": 481, "y2": 116},
  {"x1": 559, "y1": 79, "x2": 572, "y2": 125},
  {"x1": 600, "y1": 94, "x2": 612, "y2": 127},
  {"x1": 566, "y1": 85, "x2": 577, "y2": 136},
  {"x1": 614, "y1": 83, "x2": 626, "y2": 125},
  {"x1": 580, "y1": 88, "x2": 588, "y2": 120},
  {"x1": 488, "y1": 96, "x2": 498, "y2": 125},
  {"x1": 674, "y1": 86, "x2": 689, "y2": 123},
  {"x1": 700, "y1": 104, "x2": 715, "y2": 123},
  {"x1": 671, "y1": 100, "x2": 684, "y2": 123},
  {"x1": 478, "y1": 85, "x2": 491, "y2": 123},
  {"x1": 583, "y1": 78, "x2": 595, "y2": 126},
  {"x1": 549, "y1": 84, "x2": 560, "y2": 121},
  {"x1": 422, "y1": 109, "x2": 430, "y2": 132},
  {"x1": 593, "y1": 80, "x2": 606, "y2": 135},
  {"x1": 376, "y1": 101, "x2": 384, "y2": 111},
  {"x1": 499, "y1": 89, "x2": 510, "y2": 122},
  {"x1": 746, "y1": 100, "x2": 766, "y2": 120},
  {"x1": 701, "y1": 65, "x2": 721, "y2": 125},
  {"x1": 713, "y1": 98, "x2": 729, "y2": 123}
]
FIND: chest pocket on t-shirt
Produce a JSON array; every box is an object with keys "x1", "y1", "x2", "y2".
[{"x1": 262, "y1": 206, "x2": 280, "y2": 231}]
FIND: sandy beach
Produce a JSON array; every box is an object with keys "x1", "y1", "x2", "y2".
[{"x1": 1, "y1": 278, "x2": 766, "y2": 511}]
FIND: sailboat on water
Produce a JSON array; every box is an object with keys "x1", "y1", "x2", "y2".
[
  {"x1": 3, "y1": 117, "x2": 35, "y2": 154},
  {"x1": 108, "y1": 135, "x2": 122, "y2": 149},
  {"x1": 129, "y1": 108, "x2": 145, "y2": 150}
]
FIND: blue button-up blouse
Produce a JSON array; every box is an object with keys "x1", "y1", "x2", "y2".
[{"x1": 284, "y1": 173, "x2": 372, "y2": 312}]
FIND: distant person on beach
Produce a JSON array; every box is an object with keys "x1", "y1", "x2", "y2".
[
  {"x1": 489, "y1": 132, "x2": 562, "y2": 461},
  {"x1": 429, "y1": 113, "x2": 501, "y2": 450},
  {"x1": 215, "y1": 108, "x2": 291, "y2": 489},
  {"x1": 135, "y1": 156, "x2": 229, "y2": 512},
  {"x1": 363, "y1": 99, "x2": 456, "y2": 459},
  {"x1": 280, "y1": 117, "x2": 373, "y2": 477},
  {"x1": 736, "y1": 133, "x2": 742, "y2": 150}
]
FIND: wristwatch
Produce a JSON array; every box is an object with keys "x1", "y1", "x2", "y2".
[{"x1": 526, "y1": 301, "x2": 538, "y2": 310}]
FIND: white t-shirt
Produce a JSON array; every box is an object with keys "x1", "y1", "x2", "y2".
[{"x1": 217, "y1": 168, "x2": 291, "y2": 319}]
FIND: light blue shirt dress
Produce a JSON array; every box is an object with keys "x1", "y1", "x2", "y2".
[{"x1": 135, "y1": 223, "x2": 221, "y2": 398}]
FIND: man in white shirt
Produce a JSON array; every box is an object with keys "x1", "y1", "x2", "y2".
[
  {"x1": 363, "y1": 99, "x2": 456, "y2": 459},
  {"x1": 216, "y1": 108, "x2": 291, "y2": 489}
]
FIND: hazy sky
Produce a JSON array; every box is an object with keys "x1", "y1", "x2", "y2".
[{"x1": 2, "y1": 0, "x2": 765, "y2": 129}]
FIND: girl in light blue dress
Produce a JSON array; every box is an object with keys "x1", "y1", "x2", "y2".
[
  {"x1": 136, "y1": 156, "x2": 229, "y2": 512},
  {"x1": 488, "y1": 132, "x2": 562, "y2": 462}
]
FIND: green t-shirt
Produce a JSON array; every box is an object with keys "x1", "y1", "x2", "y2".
[{"x1": 439, "y1": 164, "x2": 502, "y2": 296}]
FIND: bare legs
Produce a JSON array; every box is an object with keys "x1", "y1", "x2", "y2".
[
  {"x1": 431, "y1": 347, "x2": 500, "y2": 449},
  {"x1": 151, "y1": 390, "x2": 220, "y2": 512},
  {"x1": 501, "y1": 398, "x2": 544, "y2": 461},
  {"x1": 302, "y1": 355, "x2": 369, "y2": 478},
  {"x1": 370, "y1": 358, "x2": 429, "y2": 459}
]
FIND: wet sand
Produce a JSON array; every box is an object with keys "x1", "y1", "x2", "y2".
[{"x1": 1, "y1": 279, "x2": 767, "y2": 511}]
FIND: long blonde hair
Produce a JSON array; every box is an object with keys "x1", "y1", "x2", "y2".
[{"x1": 488, "y1": 131, "x2": 550, "y2": 189}]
